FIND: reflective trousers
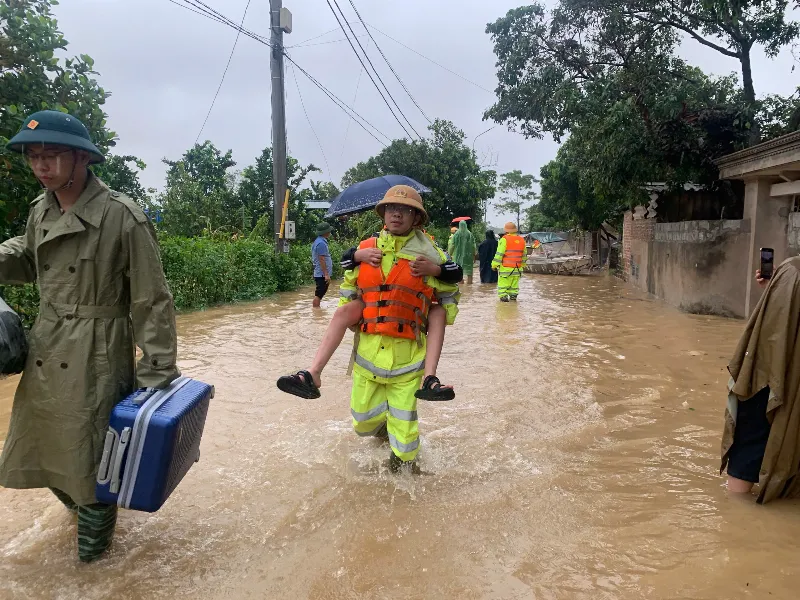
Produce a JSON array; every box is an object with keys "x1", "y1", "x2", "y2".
[
  {"x1": 351, "y1": 371, "x2": 422, "y2": 462},
  {"x1": 498, "y1": 273, "x2": 520, "y2": 298}
]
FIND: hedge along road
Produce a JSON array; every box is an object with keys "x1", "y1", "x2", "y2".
[{"x1": 1, "y1": 275, "x2": 799, "y2": 599}]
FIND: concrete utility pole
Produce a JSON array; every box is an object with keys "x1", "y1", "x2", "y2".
[{"x1": 270, "y1": 0, "x2": 291, "y2": 253}]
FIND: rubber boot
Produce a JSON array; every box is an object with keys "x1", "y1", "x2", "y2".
[
  {"x1": 374, "y1": 422, "x2": 389, "y2": 441},
  {"x1": 389, "y1": 451, "x2": 420, "y2": 475},
  {"x1": 500, "y1": 295, "x2": 510, "y2": 303},
  {"x1": 77, "y1": 503, "x2": 118, "y2": 563},
  {"x1": 50, "y1": 488, "x2": 78, "y2": 513}
]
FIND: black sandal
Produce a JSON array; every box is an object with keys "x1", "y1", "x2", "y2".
[
  {"x1": 414, "y1": 375, "x2": 455, "y2": 401},
  {"x1": 276, "y1": 370, "x2": 321, "y2": 399}
]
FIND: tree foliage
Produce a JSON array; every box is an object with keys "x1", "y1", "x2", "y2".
[
  {"x1": 236, "y1": 146, "x2": 324, "y2": 240},
  {"x1": 571, "y1": 0, "x2": 800, "y2": 115},
  {"x1": 343, "y1": 119, "x2": 496, "y2": 226},
  {"x1": 496, "y1": 170, "x2": 538, "y2": 231},
  {"x1": 0, "y1": 0, "x2": 116, "y2": 236},
  {"x1": 525, "y1": 203, "x2": 564, "y2": 232},
  {"x1": 156, "y1": 142, "x2": 326, "y2": 241},
  {"x1": 538, "y1": 142, "x2": 627, "y2": 231},
  {"x1": 484, "y1": 2, "x2": 767, "y2": 227},
  {"x1": 93, "y1": 154, "x2": 150, "y2": 202}
]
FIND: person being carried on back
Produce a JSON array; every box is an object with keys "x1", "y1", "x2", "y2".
[{"x1": 277, "y1": 185, "x2": 460, "y2": 405}]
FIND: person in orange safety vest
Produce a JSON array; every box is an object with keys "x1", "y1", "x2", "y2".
[
  {"x1": 343, "y1": 186, "x2": 460, "y2": 471},
  {"x1": 492, "y1": 222, "x2": 527, "y2": 301}
]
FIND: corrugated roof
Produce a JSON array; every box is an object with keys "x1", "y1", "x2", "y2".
[{"x1": 306, "y1": 201, "x2": 331, "y2": 210}]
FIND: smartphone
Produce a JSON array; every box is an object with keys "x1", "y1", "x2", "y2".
[{"x1": 760, "y1": 247, "x2": 775, "y2": 280}]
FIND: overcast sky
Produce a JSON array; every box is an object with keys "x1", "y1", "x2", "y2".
[{"x1": 54, "y1": 1, "x2": 799, "y2": 226}]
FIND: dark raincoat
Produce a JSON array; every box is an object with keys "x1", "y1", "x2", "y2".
[{"x1": 478, "y1": 230, "x2": 498, "y2": 284}]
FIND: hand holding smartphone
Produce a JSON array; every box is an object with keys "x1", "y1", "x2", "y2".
[{"x1": 760, "y1": 247, "x2": 775, "y2": 281}]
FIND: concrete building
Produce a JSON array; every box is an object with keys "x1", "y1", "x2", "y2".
[{"x1": 622, "y1": 131, "x2": 800, "y2": 318}]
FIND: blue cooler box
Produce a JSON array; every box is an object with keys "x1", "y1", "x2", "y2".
[{"x1": 96, "y1": 376, "x2": 214, "y2": 512}]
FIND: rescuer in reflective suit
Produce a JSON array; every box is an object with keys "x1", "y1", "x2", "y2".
[{"x1": 339, "y1": 185, "x2": 459, "y2": 472}]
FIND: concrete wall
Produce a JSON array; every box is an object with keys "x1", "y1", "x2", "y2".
[
  {"x1": 623, "y1": 211, "x2": 750, "y2": 317},
  {"x1": 789, "y1": 212, "x2": 800, "y2": 255}
]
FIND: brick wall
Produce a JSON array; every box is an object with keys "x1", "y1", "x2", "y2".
[
  {"x1": 623, "y1": 210, "x2": 655, "y2": 278},
  {"x1": 654, "y1": 220, "x2": 743, "y2": 243},
  {"x1": 631, "y1": 218, "x2": 656, "y2": 241},
  {"x1": 622, "y1": 211, "x2": 632, "y2": 277}
]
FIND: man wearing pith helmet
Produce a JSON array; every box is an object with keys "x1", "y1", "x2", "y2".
[
  {"x1": 0, "y1": 110, "x2": 180, "y2": 562},
  {"x1": 338, "y1": 184, "x2": 460, "y2": 473},
  {"x1": 491, "y1": 221, "x2": 527, "y2": 302}
]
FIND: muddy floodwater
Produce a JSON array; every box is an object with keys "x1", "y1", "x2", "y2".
[{"x1": 2, "y1": 274, "x2": 800, "y2": 599}]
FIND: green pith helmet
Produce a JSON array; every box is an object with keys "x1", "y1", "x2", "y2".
[
  {"x1": 6, "y1": 110, "x2": 104, "y2": 164},
  {"x1": 316, "y1": 222, "x2": 333, "y2": 236}
]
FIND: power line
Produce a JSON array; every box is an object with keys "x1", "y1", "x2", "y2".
[
  {"x1": 367, "y1": 23, "x2": 495, "y2": 95},
  {"x1": 289, "y1": 27, "x2": 341, "y2": 48},
  {"x1": 168, "y1": 0, "x2": 273, "y2": 47},
  {"x1": 340, "y1": 38, "x2": 368, "y2": 159},
  {"x1": 166, "y1": 0, "x2": 228, "y2": 26},
  {"x1": 166, "y1": 1, "x2": 390, "y2": 149},
  {"x1": 325, "y1": 0, "x2": 419, "y2": 140},
  {"x1": 289, "y1": 34, "x2": 369, "y2": 49},
  {"x1": 195, "y1": 0, "x2": 252, "y2": 144},
  {"x1": 330, "y1": 0, "x2": 421, "y2": 138},
  {"x1": 289, "y1": 63, "x2": 331, "y2": 181},
  {"x1": 284, "y1": 53, "x2": 391, "y2": 147},
  {"x1": 346, "y1": 0, "x2": 431, "y2": 124}
]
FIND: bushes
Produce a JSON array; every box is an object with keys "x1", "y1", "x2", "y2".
[
  {"x1": 0, "y1": 284, "x2": 39, "y2": 329},
  {"x1": 155, "y1": 235, "x2": 344, "y2": 308},
  {"x1": 0, "y1": 235, "x2": 352, "y2": 327}
]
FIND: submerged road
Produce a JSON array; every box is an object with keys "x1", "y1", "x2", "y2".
[{"x1": 2, "y1": 274, "x2": 799, "y2": 599}]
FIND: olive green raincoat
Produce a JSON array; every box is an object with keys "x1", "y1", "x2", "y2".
[
  {"x1": 0, "y1": 174, "x2": 180, "y2": 506},
  {"x1": 721, "y1": 256, "x2": 800, "y2": 504}
]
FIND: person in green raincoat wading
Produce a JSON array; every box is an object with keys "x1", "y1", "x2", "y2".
[
  {"x1": 0, "y1": 111, "x2": 180, "y2": 562},
  {"x1": 447, "y1": 220, "x2": 476, "y2": 284}
]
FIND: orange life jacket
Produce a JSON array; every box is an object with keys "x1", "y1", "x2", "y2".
[
  {"x1": 502, "y1": 234, "x2": 526, "y2": 269},
  {"x1": 356, "y1": 237, "x2": 435, "y2": 341}
]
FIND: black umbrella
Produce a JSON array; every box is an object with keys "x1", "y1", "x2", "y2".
[{"x1": 325, "y1": 175, "x2": 432, "y2": 219}]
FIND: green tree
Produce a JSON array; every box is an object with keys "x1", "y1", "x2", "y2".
[
  {"x1": 164, "y1": 141, "x2": 235, "y2": 197},
  {"x1": 496, "y1": 170, "x2": 538, "y2": 231},
  {"x1": 0, "y1": 0, "x2": 116, "y2": 237},
  {"x1": 574, "y1": 0, "x2": 800, "y2": 134},
  {"x1": 237, "y1": 147, "x2": 322, "y2": 238},
  {"x1": 538, "y1": 143, "x2": 626, "y2": 230},
  {"x1": 485, "y1": 4, "x2": 684, "y2": 140},
  {"x1": 759, "y1": 87, "x2": 800, "y2": 138},
  {"x1": 485, "y1": 1, "x2": 753, "y2": 220},
  {"x1": 525, "y1": 203, "x2": 564, "y2": 232},
  {"x1": 293, "y1": 179, "x2": 339, "y2": 242},
  {"x1": 156, "y1": 142, "x2": 236, "y2": 236},
  {"x1": 343, "y1": 119, "x2": 496, "y2": 225},
  {"x1": 93, "y1": 154, "x2": 150, "y2": 202}
]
